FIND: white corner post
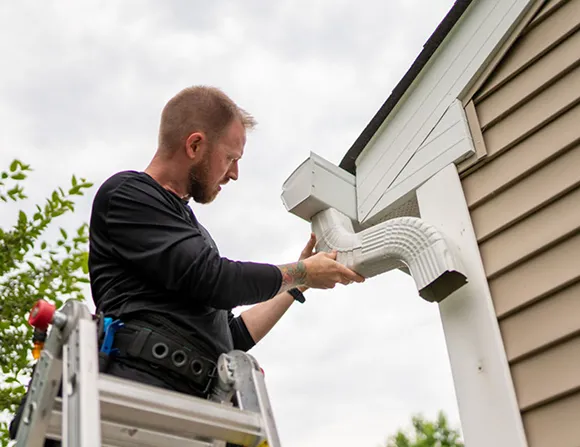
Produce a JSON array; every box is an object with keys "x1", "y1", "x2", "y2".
[{"x1": 416, "y1": 163, "x2": 528, "y2": 447}]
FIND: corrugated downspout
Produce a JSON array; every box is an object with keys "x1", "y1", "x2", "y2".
[
  {"x1": 311, "y1": 208, "x2": 467, "y2": 302},
  {"x1": 282, "y1": 152, "x2": 468, "y2": 302}
]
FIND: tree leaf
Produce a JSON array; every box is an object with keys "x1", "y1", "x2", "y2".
[{"x1": 18, "y1": 210, "x2": 27, "y2": 224}]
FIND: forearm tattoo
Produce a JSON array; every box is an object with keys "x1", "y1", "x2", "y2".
[{"x1": 278, "y1": 261, "x2": 307, "y2": 291}]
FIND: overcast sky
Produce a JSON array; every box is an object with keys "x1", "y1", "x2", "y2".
[{"x1": 0, "y1": 1, "x2": 462, "y2": 445}]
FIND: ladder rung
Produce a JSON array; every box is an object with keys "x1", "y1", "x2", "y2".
[
  {"x1": 48, "y1": 405, "x2": 213, "y2": 447},
  {"x1": 47, "y1": 374, "x2": 266, "y2": 447}
]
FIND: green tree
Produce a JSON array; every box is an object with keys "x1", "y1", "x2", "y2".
[
  {"x1": 386, "y1": 411, "x2": 464, "y2": 447},
  {"x1": 0, "y1": 159, "x2": 92, "y2": 445}
]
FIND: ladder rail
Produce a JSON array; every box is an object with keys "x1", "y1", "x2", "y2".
[
  {"x1": 220, "y1": 351, "x2": 282, "y2": 447},
  {"x1": 14, "y1": 300, "x2": 70, "y2": 447},
  {"x1": 62, "y1": 311, "x2": 102, "y2": 447}
]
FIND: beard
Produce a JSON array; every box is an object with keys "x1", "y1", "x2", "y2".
[{"x1": 187, "y1": 156, "x2": 219, "y2": 204}]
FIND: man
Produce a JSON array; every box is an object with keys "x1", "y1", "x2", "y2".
[
  {"x1": 86, "y1": 85, "x2": 364, "y2": 397},
  {"x1": 9, "y1": 85, "x2": 364, "y2": 444}
]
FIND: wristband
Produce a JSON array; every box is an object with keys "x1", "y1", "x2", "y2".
[{"x1": 288, "y1": 287, "x2": 305, "y2": 303}]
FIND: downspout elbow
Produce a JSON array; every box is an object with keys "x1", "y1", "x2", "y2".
[{"x1": 312, "y1": 208, "x2": 467, "y2": 302}]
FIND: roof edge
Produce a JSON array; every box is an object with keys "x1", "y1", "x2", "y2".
[{"x1": 339, "y1": 0, "x2": 474, "y2": 174}]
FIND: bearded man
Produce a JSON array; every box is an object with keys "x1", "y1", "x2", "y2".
[{"x1": 86, "y1": 85, "x2": 364, "y2": 397}]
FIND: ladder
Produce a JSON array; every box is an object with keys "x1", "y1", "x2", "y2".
[{"x1": 13, "y1": 299, "x2": 282, "y2": 447}]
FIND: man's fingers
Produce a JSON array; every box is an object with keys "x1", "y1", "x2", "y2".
[
  {"x1": 299, "y1": 234, "x2": 318, "y2": 260},
  {"x1": 323, "y1": 250, "x2": 338, "y2": 260},
  {"x1": 303, "y1": 233, "x2": 314, "y2": 247},
  {"x1": 337, "y1": 264, "x2": 365, "y2": 283},
  {"x1": 301, "y1": 234, "x2": 316, "y2": 255},
  {"x1": 318, "y1": 252, "x2": 364, "y2": 282},
  {"x1": 339, "y1": 277, "x2": 351, "y2": 286},
  {"x1": 306, "y1": 233, "x2": 316, "y2": 251}
]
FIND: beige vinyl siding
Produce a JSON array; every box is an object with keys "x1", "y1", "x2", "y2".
[{"x1": 459, "y1": 0, "x2": 580, "y2": 445}]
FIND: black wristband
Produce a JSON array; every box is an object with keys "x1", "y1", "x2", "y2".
[{"x1": 287, "y1": 288, "x2": 305, "y2": 303}]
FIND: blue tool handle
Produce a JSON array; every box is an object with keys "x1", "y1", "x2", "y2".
[{"x1": 100, "y1": 318, "x2": 124, "y2": 355}]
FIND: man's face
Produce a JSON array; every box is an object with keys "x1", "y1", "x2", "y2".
[{"x1": 187, "y1": 118, "x2": 245, "y2": 204}]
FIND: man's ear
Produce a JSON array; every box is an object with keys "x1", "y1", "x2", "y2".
[{"x1": 185, "y1": 132, "x2": 205, "y2": 160}]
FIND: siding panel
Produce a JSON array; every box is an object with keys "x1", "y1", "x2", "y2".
[
  {"x1": 476, "y1": 0, "x2": 580, "y2": 99},
  {"x1": 488, "y1": 231, "x2": 580, "y2": 317},
  {"x1": 481, "y1": 64, "x2": 580, "y2": 155},
  {"x1": 469, "y1": 143, "x2": 580, "y2": 242},
  {"x1": 479, "y1": 185, "x2": 580, "y2": 278},
  {"x1": 529, "y1": 0, "x2": 570, "y2": 28},
  {"x1": 462, "y1": 103, "x2": 580, "y2": 208},
  {"x1": 523, "y1": 391, "x2": 580, "y2": 447},
  {"x1": 500, "y1": 281, "x2": 580, "y2": 362},
  {"x1": 461, "y1": 1, "x2": 580, "y2": 444},
  {"x1": 476, "y1": 31, "x2": 580, "y2": 129},
  {"x1": 511, "y1": 335, "x2": 580, "y2": 411}
]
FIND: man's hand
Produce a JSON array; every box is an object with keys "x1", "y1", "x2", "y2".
[
  {"x1": 299, "y1": 232, "x2": 317, "y2": 261},
  {"x1": 277, "y1": 234, "x2": 365, "y2": 291},
  {"x1": 295, "y1": 233, "x2": 317, "y2": 293},
  {"x1": 302, "y1": 251, "x2": 365, "y2": 289}
]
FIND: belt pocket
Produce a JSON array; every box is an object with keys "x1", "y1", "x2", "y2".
[{"x1": 112, "y1": 327, "x2": 217, "y2": 393}]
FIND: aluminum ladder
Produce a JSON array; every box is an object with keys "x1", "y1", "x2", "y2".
[{"x1": 13, "y1": 299, "x2": 282, "y2": 447}]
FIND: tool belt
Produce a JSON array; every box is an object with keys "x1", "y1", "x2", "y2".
[{"x1": 99, "y1": 318, "x2": 218, "y2": 396}]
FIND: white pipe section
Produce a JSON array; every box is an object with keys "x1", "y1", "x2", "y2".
[{"x1": 311, "y1": 208, "x2": 467, "y2": 302}]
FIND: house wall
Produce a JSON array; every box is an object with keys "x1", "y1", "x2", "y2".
[{"x1": 459, "y1": 0, "x2": 580, "y2": 445}]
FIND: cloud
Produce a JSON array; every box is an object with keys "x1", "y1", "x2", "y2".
[{"x1": 0, "y1": 0, "x2": 462, "y2": 445}]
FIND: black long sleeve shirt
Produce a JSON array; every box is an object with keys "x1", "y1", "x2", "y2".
[{"x1": 88, "y1": 170, "x2": 282, "y2": 358}]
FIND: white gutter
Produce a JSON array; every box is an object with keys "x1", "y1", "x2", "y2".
[{"x1": 281, "y1": 152, "x2": 467, "y2": 302}]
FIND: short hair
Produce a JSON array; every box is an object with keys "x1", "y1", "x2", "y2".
[{"x1": 158, "y1": 86, "x2": 257, "y2": 153}]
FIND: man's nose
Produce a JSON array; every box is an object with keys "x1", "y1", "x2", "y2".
[{"x1": 228, "y1": 161, "x2": 239, "y2": 181}]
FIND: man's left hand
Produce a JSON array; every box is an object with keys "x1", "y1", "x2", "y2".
[{"x1": 297, "y1": 233, "x2": 317, "y2": 292}]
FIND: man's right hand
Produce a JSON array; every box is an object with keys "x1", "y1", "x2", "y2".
[
  {"x1": 302, "y1": 251, "x2": 365, "y2": 289},
  {"x1": 277, "y1": 250, "x2": 365, "y2": 291}
]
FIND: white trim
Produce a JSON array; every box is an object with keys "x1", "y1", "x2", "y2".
[
  {"x1": 416, "y1": 164, "x2": 528, "y2": 447},
  {"x1": 362, "y1": 99, "x2": 475, "y2": 226},
  {"x1": 356, "y1": 0, "x2": 537, "y2": 225}
]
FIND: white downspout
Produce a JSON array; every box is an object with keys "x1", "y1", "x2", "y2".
[
  {"x1": 311, "y1": 207, "x2": 466, "y2": 302},
  {"x1": 281, "y1": 152, "x2": 467, "y2": 302}
]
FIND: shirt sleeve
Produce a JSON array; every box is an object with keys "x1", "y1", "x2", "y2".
[
  {"x1": 228, "y1": 313, "x2": 256, "y2": 351},
  {"x1": 105, "y1": 177, "x2": 282, "y2": 310}
]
